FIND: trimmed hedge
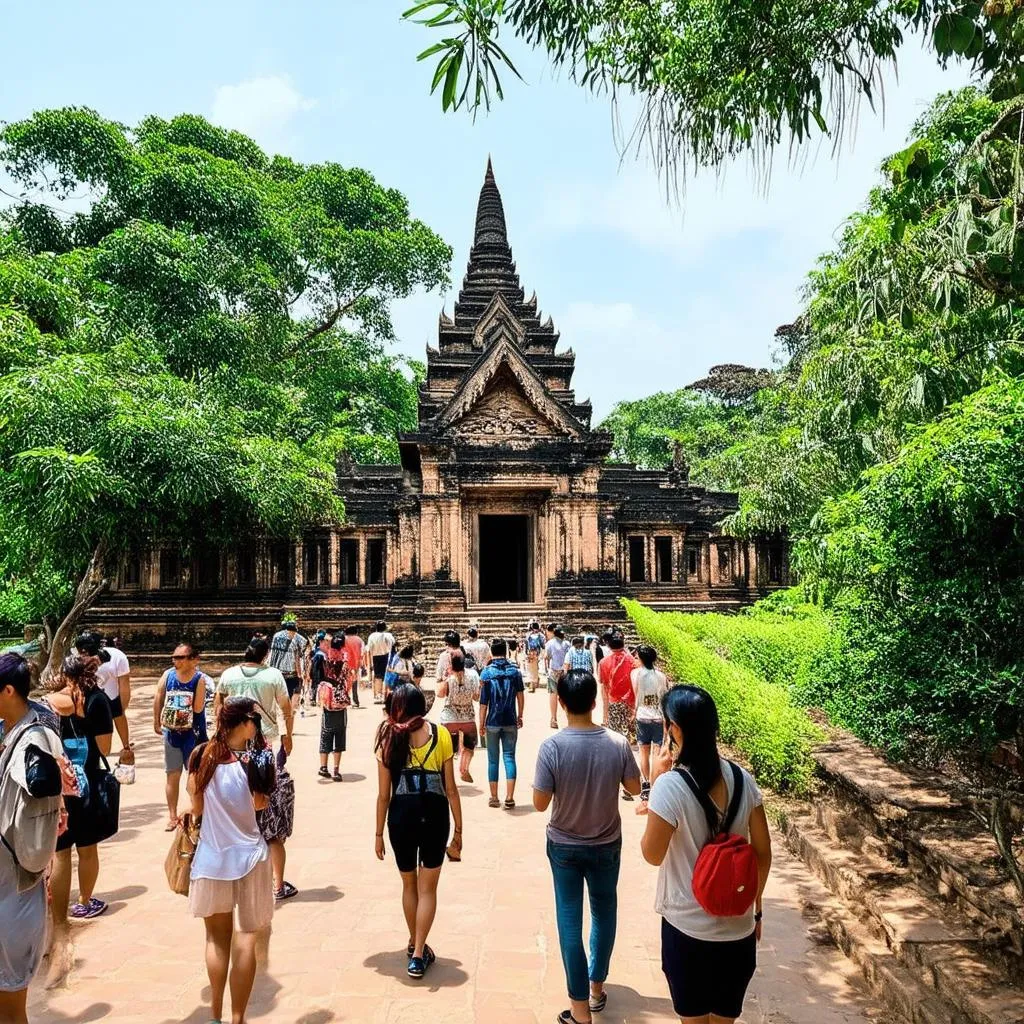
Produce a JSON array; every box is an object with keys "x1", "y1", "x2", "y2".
[
  {"x1": 662, "y1": 594, "x2": 840, "y2": 708},
  {"x1": 624, "y1": 599, "x2": 822, "y2": 793}
]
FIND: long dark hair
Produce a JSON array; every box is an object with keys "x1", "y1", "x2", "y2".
[
  {"x1": 662, "y1": 684, "x2": 723, "y2": 834},
  {"x1": 190, "y1": 695, "x2": 270, "y2": 794},
  {"x1": 244, "y1": 637, "x2": 270, "y2": 663},
  {"x1": 374, "y1": 683, "x2": 427, "y2": 777}
]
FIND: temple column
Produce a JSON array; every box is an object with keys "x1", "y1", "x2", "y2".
[
  {"x1": 293, "y1": 541, "x2": 303, "y2": 587},
  {"x1": 703, "y1": 539, "x2": 713, "y2": 588},
  {"x1": 329, "y1": 532, "x2": 340, "y2": 586}
]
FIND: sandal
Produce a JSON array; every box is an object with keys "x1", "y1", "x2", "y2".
[
  {"x1": 488, "y1": 797, "x2": 501, "y2": 808},
  {"x1": 589, "y1": 991, "x2": 607, "y2": 1013},
  {"x1": 164, "y1": 817, "x2": 179, "y2": 832},
  {"x1": 550, "y1": 719, "x2": 559, "y2": 729},
  {"x1": 504, "y1": 798, "x2": 515, "y2": 809},
  {"x1": 460, "y1": 769, "x2": 473, "y2": 783},
  {"x1": 332, "y1": 770, "x2": 344, "y2": 782},
  {"x1": 317, "y1": 767, "x2": 330, "y2": 779},
  {"x1": 557, "y1": 1012, "x2": 591, "y2": 1024}
]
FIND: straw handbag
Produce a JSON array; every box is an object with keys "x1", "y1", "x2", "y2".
[{"x1": 164, "y1": 813, "x2": 201, "y2": 896}]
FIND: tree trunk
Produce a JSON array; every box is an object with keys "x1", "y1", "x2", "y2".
[{"x1": 38, "y1": 543, "x2": 111, "y2": 687}]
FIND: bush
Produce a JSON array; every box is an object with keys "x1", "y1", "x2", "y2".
[
  {"x1": 624, "y1": 599, "x2": 822, "y2": 793},
  {"x1": 663, "y1": 593, "x2": 839, "y2": 696}
]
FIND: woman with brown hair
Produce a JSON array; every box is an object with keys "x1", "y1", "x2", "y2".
[
  {"x1": 374, "y1": 684, "x2": 463, "y2": 979},
  {"x1": 48, "y1": 654, "x2": 115, "y2": 933},
  {"x1": 187, "y1": 696, "x2": 276, "y2": 1024}
]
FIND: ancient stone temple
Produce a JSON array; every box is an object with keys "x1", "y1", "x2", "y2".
[{"x1": 92, "y1": 161, "x2": 788, "y2": 650}]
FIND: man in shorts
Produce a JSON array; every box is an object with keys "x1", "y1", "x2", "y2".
[
  {"x1": 544, "y1": 625, "x2": 571, "y2": 730},
  {"x1": 269, "y1": 620, "x2": 309, "y2": 717},
  {"x1": 366, "y1": 620, "x2": 395, "y2": 704}
]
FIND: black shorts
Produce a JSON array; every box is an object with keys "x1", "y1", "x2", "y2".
[
  {"x1": 661, "y1": 917, "x2": 757, "y2": 1019},
  {"x1": 284, "y1": 675, "x2": 302, "y2": 698},
  {"x1": 319, "y1": 709, "x2": 347, "y2": 754},
  {"x1": 387, "y1": 793, "x2": 450, "y2": 872},
  {"x1": 444, "y1": 721, "x2": 477, "y2": 750},
  {"x1": 371, "y1": 654, "x2": 389, "y2": 681},
  {"x1": 108, "y1": 696, "x2": 124, "y2": 718}
]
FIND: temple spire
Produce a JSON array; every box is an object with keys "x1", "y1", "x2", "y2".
[{"x1": 473, "y1": 157, "x2": 510, "y2": 250}]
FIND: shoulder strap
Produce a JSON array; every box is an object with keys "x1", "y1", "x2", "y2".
[
  {"x1": 673, "y1": 766, "x2": 724, "y2": 837},
  {"x1": 721, "y1": 761, "x2": 745, "y2": 834}
]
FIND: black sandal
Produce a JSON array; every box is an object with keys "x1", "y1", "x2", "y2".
[{"x1": 557, "y1": 1012, "x2": 591, "y2": 1024}]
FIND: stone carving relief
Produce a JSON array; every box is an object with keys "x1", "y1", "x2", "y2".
[{"x1": 452, "y1": 385, "x2": 556, "y2": 447}]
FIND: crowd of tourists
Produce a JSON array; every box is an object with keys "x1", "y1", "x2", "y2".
[{"x1": 0, "y1": 615, "x2": 773, "y2": 1024}]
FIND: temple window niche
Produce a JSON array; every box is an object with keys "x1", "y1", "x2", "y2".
[
  {"x1": 120, "y1": 555, "x2": 141, "y2": 590},
  {"x1": 685, "y1": 544, "x2": 701, "y2": 581},
  {"x1": 159, "y1": 549, "x2": 182, "y2": 589},
  {"x1": 340, "y1": 539, "x2": 359, "y2": 584},
  {"x1": 366, "y1": 538, "x2": 385, "y2": 585},
  {"x1": 304, "y1": 536, "x2": 330, "y2": 586},
  {"x1": 269, "y1": 541, "x2": 290, "y2": 586},
  {"x1": 236, "y1": 544, "x2": 257, "y2": 587},
  {"x1": 717, "y1": 543, "x2": 732, "y2": 581},
  {"x1": 655, "y1": 536, "x2": 674, "y2": 582},
  {"x1": 628, "y1": 536, "x2": 646, "y2": 583}
]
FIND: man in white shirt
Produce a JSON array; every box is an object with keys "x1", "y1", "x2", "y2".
[
  {"x1": 544, "y1": 625, "x2": 571, "y2": 730},
  {"x1": 366, "y1": 621, "x2": 396, "y2": 705},
  {"x1": 463, "y1": 628, "x2": 491, "y2": 671},
  {"x1": 77, "y1": 633, "x2": 131, "y2": 753}
]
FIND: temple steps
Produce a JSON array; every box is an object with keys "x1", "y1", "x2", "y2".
[{"x1": 777, "y1": 733, "x2": 1024, "y2": 1024}]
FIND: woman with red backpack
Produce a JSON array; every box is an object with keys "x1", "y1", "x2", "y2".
[{"x1": 640, "y1": 685, "x2": 773, "y2": 1024}]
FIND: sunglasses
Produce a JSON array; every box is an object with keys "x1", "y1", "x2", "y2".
[{"x1": 170, "y1": 654, "x2": 196, "y2": 662}]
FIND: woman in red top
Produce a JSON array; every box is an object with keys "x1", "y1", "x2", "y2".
[{"x1": 598, "y1": 633, "x2": 637, "y2": 799}]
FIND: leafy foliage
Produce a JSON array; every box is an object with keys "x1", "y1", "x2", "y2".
[
  {"x1": 599, "y1": 370, "x2": 779, "y2": 483},
  {"x1": 0, "y1": 108, "x2": 451, "y2": 637},
  {"x1": 404, "y1": 1, "x2": 1024, "y2": 183},
  {"x1": 624, "y1": 599, "x2": 822, "y2": 792}
]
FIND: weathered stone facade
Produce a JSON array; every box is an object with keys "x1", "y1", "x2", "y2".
[{"x1": 91, "y1": 162, "x2": 787, "y2": 649}]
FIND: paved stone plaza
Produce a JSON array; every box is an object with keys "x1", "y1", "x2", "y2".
[{"x1": 31, "y1": 678, "x2": 882, "y2": 1024}]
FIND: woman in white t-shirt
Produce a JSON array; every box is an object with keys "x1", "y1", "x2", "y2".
[
  {"x1": 640, "y1": 685, "x2": 772, "y2": 1024},
  {"x1": 187, "y1": 695, "x2": 276, "y2": 1024},
  {"x1": 631, "y1": 645, "x2": 668, "y2": 808}
]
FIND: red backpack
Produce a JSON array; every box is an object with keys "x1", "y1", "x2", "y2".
[{"x1": 675, "y1": 761, "x2": 758, "y2": 917}]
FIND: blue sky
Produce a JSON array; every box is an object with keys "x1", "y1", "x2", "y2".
[{"x1": 5, "y1": 2, "x2": 970, "y2": 419}]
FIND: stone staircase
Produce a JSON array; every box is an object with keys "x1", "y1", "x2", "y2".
[{"x1": 779, "y1": 735, "x2": 1024, "y2": 1024}]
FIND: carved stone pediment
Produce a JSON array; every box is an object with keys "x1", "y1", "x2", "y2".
[
  {"x1": 437, "y1": 335, "x2": 585, "y2": 445},
  {"x1": 452, "y1": 377, "x2": 558, "y2": 447}
]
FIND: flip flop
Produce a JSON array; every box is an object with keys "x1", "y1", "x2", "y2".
[
  {"x1": 488, "y1": 797, "x2": 501, "y2": 808},
  {"x1": 164, "y1": 818, "x2": 179, "y2": 832},
  {"x1": 504, "y1": 798, "x2": 515, "y2": 809},
  {"x1": 589, "y1": 991, "x2": 607, "y2": 1013}
]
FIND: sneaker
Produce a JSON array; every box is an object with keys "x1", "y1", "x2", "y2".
[
  {"x1": 70, "y1": 898, "x2": 107, "y2": 919},
  {"x1": 407, "y1": 956, "x2": 425, "y2": 978},
  {"x1": 274, "y1": 882, "x2": 298, "y2": 902}
]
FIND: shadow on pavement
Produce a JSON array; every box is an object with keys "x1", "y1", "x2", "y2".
[
  {"x1": 39, "y1": 1001, "x2": 111, "y2": 1022},
  {"x1": 363, "y1": 950, "x2": 469, "y2": 991},
  {"x1": 289, "y1": 884, "x2": 344, "y2": 903},
  {"x1": 601, "y1": 983, "x2": 676, "y2": 1022},
  {"x1": 104, "y1": 883, "x2": 148, "y2": 914}
]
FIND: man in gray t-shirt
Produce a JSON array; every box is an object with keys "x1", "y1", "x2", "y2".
[{"x1": 533, "y1": 669, "x2": 641, "y2": 1022}]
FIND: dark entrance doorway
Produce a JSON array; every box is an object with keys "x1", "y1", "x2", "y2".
[{"x1": 478, "y1": 514, "x2": 530, "y2": 602}]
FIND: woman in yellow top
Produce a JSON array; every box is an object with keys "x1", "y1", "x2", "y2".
[{"x1": 374, "y1": 683, "x2": 464, "y2": 979}]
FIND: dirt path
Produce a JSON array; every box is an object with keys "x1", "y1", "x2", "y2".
[{"x1": 30, "y1": 678, "x2": 882, "y2": 1023}]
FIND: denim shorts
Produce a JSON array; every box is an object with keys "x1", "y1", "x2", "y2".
[{"x1": 635, "y1": 718, "x2": 664, "y2": 746}]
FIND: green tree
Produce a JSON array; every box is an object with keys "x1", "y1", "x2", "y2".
[
  {"x1": 404, "y1": 1, "x2": 1024, "y2": 180},
  {"x1": 599, "y1": 367, "x2": 778, "y2": 486},
  {"x1": 0, "y1": 108, "x2": 451, "y2": 674}
]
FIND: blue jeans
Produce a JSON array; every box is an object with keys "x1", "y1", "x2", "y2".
[
  {"x1": 546, "y1": 837, "x2": 622, "y2": 1001},
  {"x1": 486, "y1": 726, "x2": 518, "y2": 783}
]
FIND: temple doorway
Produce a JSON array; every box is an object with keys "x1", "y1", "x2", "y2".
[{"x1": 478, "y1": 514, "x2": 531, "y2": 602}]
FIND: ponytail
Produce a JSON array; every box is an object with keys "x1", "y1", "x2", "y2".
[{"x1": 374, "y1": 683, "x2": 428, "y2": 777}]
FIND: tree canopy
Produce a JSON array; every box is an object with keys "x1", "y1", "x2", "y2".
[
  {"x1": 0, "y1": 108, "x2": 451, "y2": 665},
  {"x1": 404, "y1": 1, "x2": 1024, "y2": 182}
]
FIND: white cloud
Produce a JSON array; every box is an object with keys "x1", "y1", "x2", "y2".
[{"x1": 210, "y1": 75, "x2": 316, "y2": 151}]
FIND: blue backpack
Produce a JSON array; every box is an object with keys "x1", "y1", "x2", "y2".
[{"x1": 526, "y1": 632, "x2": 544, "y2": 654}]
